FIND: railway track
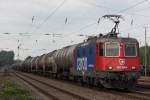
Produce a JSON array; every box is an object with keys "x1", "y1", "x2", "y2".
[
  {"x1": 92, "y1": 85, "x2": 150, "y2": 100},
  {"x1": 13, "y1": 72, "x2": 90, "y2": 100},
  {"x1": 137, "y1": 78, "x2": 150, "y2": 90},
  {"x1": 139, "y1": 79, "x2": 150, "y2": 83},
  {"x1": 123, "y1": 89, "x2": 150, "y2": 100},
  {"x1": 105, "y1": 80, "x2": 150, "y2": 100},
  {"x1": 136, "y1": 83, "x2": 150, "y2": 90},
  {"x1": 13, "y1": 71, "x2": 150, "y2": 100}
]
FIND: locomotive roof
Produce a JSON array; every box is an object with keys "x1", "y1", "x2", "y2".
[
  {"x1": 96, "y1": 37, "x2": 138, "y2": 43},
  {"x1": 84, "y1": 34, "x2": 138, "y2": 43},
  {"x1": 74, "y1": 36, "x2": 139, "y2": 48}
]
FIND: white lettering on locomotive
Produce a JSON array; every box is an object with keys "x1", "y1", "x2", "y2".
[
  {"x1": 77, "y1": 57, "x2": 87, "y2": 71},
  {"x1": 116, "y1": 66, "x2": 128, "y2": 70},
  {"x1": 88, "y1": 64, "x2": 94, "y2": 68}
]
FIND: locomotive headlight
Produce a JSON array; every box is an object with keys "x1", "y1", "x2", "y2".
[
  {"x1": 132, "y1": 66, "x2": 136, "y2": 70},
  {"x1": 108, "y1": 66, "x2": 113, "y2": 70}
]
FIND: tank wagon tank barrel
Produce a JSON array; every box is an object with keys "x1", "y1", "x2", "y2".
[{"x1": 53, "y1": 45, "x2": 77, "y2": 75}]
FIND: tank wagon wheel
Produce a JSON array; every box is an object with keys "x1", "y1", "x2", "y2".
[
  {"x1": 79, "y1": 76, "x2": 86, "y2": 86},
  {"x1": 87, "y1": 77, "x2": 95, "y2": 87},
  {"x1": 73, "y1": 76, "x2": 78, "y2": 82}
]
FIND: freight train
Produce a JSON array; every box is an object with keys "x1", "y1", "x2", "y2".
[{"x1": 14, "y1": 15, "x2": 141, "y2": 89}]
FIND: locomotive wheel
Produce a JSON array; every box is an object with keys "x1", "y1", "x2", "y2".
[
  {"x1": 87, "y1": 77, "x2": 94, "y2": 86},
  {"x1": 96, "y1": 82, "x2": 104, "y2": 88},
  {"x1": 73, "y1": 76, "x2": 78, "y2": 82},
  {"x1": 80, "y1": 77, "x2": 86, "y2": 86},
  {"x1": 96, "y1": 79, "x2": 104, "y2": 88},
  {"x1": 54, "y1": 73, "x2": 58, "y2": 79}
]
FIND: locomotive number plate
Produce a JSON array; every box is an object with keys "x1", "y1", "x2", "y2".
[{"x1": 116, "y1": 66, "x2": 128, "y2": 70}]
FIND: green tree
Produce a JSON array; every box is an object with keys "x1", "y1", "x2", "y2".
[
  {"x1": 0, "y1": 50, "x2": 14, "y2": 66},
  {"x1": 140, "y1": 46, "x2": 150, "y2": 66}
]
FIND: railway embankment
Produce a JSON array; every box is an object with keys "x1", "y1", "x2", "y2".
[{"x1": 0, "y1": 72, "x2": 33, "y2": 100}]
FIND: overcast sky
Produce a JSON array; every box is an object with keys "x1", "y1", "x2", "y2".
[{"x1": 0, "y1": 0, "x2": 150, "y2": 59}]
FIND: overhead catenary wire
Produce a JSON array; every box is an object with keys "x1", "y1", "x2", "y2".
[
  {"x1": 3, "y1": 0, "x2": 149, "y2": 59},
  {"x1": 30, "y1": 1, "x2": 150, "y2": 39},
  {"x1": 30, "y1": 0, "x2": 67, "y2": 34},
  {"x1": 121, "y1": 20, "x2": 150, "y2": 33},
  {"x1": 26, "y1": 0, "x2": 149, "y2": 40},
  {"x1": 118, "y1": 0, "x2": 149, "y2": 13},
  {"x1": 79, "y1": 0, "x2": 149, "y2": 17},
  {"x1": 78, "y1": 0, "x2": 115, "y2": 11},
  {"x1": 61, "y1": 0, "x2": 149, "y2": 39},
  {"x1": 14, "y1": 0, "x2": 68, "y2": 58}
]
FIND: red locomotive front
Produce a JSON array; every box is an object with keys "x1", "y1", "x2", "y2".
[
  {"x1": 96, "y1": 38, "x2": 140, "y2": 71},
  {"x1": 95, "y1": 38, "x2": 140, "y2": 89}
]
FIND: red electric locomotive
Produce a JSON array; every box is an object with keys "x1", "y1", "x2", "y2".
[
  {"x1": 16, "y1": 15, "x2": 140, "y2": 90},
  {"x1": 95, "y1": 37, "x2": 140, "y2": 89},
  {"x1": 73, "y1": 15, "x2": 140, "y2": 89}
]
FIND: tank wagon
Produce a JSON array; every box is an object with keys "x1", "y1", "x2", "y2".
[
  {"x1": 15, "y1": 15, "x2": 141, "y2": 89},
  {"x1": 31, "y1": 56, "x2": 38, "y2": 72},
  {"x1": 21, "y1": 56, "x2": 32, "y2": 72}
]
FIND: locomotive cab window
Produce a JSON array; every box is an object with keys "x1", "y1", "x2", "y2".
[
  {"x1": 125, "y1": 43, "x2": 137, "y2": 56},
  {"x1": 99, "y1": 43, "x2": 104, "y2": 56},
  {"x1": 105, "y1": 42, "x2": 119, "y2": 56}
]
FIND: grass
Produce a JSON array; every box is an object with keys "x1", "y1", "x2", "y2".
[{"x1": 0, "y1": 80, "x2": 33, "y2": 100}]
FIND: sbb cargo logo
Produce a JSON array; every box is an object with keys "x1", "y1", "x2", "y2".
[{"x1": 77, "y1": 57, "x2": 87, "y2": 71}]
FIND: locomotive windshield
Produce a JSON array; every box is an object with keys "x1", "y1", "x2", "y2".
[
  {"x1": 105, "y1": 42, "x2": 119, "y2": 56},
  {"x1": 125, "y1": 43, "x2": 137, "y2": 56}
]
